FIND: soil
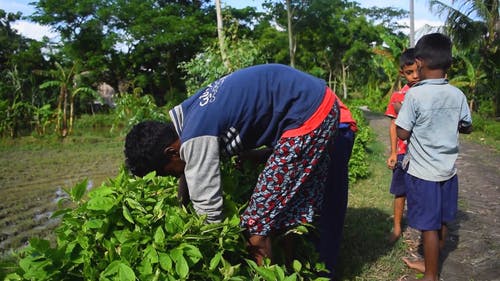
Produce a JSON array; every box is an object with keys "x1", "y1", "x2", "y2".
[{"x1": 365, "y1": 110, "x2": 500, "y2": 281}]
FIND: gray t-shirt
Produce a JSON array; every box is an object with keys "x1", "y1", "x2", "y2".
[{"x1": 396, "y1": 78, "x2": 472, "y2": 181}]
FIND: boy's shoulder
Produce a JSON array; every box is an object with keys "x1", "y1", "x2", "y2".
[{"x1": 388, "y1": 84, "x2": 411, "y2": 102}]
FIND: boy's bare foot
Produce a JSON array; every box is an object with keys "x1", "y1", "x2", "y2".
[
  {"x1": 402, "y1": 256, "x2": 425, "y2": 273},
  {"x1": 388, "y1": 231, "x2": 401, "y2": 243}
]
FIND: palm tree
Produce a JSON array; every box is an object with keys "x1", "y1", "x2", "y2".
[
  {"x1": 449, "y1": 51, "x2": 487, "y2": 110},
  {"x1": 39, "y1": 62, "x2": 96, "y2": 136},
  {"x1": 429, "y1": 0, "x2": 499, "y2": 115}
]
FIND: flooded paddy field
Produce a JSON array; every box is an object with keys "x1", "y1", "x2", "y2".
[{"x1": 0, "y1": 135, "x2": 124, "y2": 255}]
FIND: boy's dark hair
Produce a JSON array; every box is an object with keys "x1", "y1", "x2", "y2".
[
  {"x1": 399, "y1": 48, "x2": 416, "y2": 69},
  {"x1": 415, "y1": 33, "x2": 452, "y2": 70},
  {"x1": 124, "y1": 120, "x2": 178, "y2": 177}
]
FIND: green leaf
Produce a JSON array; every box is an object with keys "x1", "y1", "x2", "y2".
[
  {"x1": 125, "y1": 198, "x2": 147, "y2": 213},
  {"x1": 252, "y1": 266, "x2": 276, "y2": 281},
  {"x1": 88, "y1": 186, "x2": 115, "y2": 198},
  {"x1": 175, "y1": 255, "x2": 189, "y2": 279},
  {"x1": 84, "y1": 219, "x2": 103, "y2": 229},
  {"x1": 180, "y1": 244, "x2": 202, "y2": 265},
  {"x1": 87, "y1": 196, "x2": 116, "y2": 212},
  {"x1": 209, "y1": 252, "x2": 222, "y2": 271},
  {"x1": 122, "y1": 205, "x2": 134, "y2": 224},
  {"x1": 159, "y1": 252, "x2": 173, "y2": 271},
  {"x1": 273, "y1": 265, "x2": 285, "y2": 280},
  {"x1": 4, "y1": 273, "x2": 23, "y2": 281},
  {"x1": 70, "y1": 179, "x2": 88, "y2": 201},
  {"x1": 143, "y1": 244, "x2": 159, "y2": 264},
  {"x1": 143, "y1": 171, "x2": 157, "y2": 180},
  {"x1": 153, "y1": 226, "x2": 165, "y2": 246},
  {"x1": 100, "y1": 261, "x2": 136, "y2": 281},
  {"x1": 292, "y1": 260, "x2": 302, "y2": 273},
  {"x1": 50, "y1": 208, "x2": 72, "y2": 218},
  {"x1": 170, "y1": 248, "x2": 189, "y2": 279}
]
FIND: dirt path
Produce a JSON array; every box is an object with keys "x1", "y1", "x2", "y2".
[{"x1": 365, "y1": 110, "x2": 500, "y2": 281}]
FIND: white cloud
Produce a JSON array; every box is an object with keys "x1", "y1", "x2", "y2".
[{"x1": 11, "y1": 20, "x2": 59, "y2": 41}]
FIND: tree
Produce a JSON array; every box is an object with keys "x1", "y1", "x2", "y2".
[
  {"x1": 429, "y1": 0, "x2": 500, "y2": 115},
  {"x1": 286, "y1": 0, "x2": 295, "y2": 67},
  {"x1": 0, "y1": 9, "x2": 50, "y2": 136},
  {"x1": 215, "y1": 0, "x2": 231, "y2": 69},
  {"x1": 30, "y1": 0, "x2": 216, "y2": 105},
  {"x1": 39, "y1": 62, "x2": 96, "y2": 137}
]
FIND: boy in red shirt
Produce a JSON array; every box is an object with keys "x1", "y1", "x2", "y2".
[{"x1": 385, "y1": 48, "x2": 419, "y2": 243}]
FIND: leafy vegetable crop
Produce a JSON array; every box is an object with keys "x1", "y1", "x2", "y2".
[{"x1": 5, "y1": 162, "x2": 329, "y2": 280}]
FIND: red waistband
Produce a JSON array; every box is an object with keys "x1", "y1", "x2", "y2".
[{"x1": 281, "y1": 87, "x2": 336, "y2": 138}]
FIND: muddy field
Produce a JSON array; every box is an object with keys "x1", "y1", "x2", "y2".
[
  {"x1": 366, "y1": 111, "x2": 500, "y2": 281},
  {"x1": 0, "y1": 136, "x2": 124, "y2": 254}
]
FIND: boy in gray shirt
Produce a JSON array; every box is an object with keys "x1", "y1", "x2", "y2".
[{"x1": 395, "y1": 33, "x2": 472, "y2": 281}]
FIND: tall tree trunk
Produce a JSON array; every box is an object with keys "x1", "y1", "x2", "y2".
[
  {"x1": 69, "y1": 92, "x2": 75, "y2": 135},
  {"x1": 287, "y1": 0, "x2": 295, "y2": 67},
  {"x1": 61, "y1": 85, "x2": 68, "y2": 137},
  {"x1": 55, "y1": 86, "x2": 63, "y2": 134},
  {"x1": 341, "y1": 63, "x2": 349, "y2": 99},
  {"x1": 215, "y1": 0, "x2": 230, "y2": 70}
]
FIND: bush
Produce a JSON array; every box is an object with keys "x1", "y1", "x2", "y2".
[
  {"x1": 4, "y1": 166, "x2": 329, "y2": 281},
  {"x1": 347, "y1": 106, "x2": 373, "y2": 183}
]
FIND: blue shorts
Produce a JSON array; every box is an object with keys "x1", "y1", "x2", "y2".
[
  {"x1": 405, "y1": 174, "x2": 458, "y2": 231},
  {"x1": 390, "y1": 154, "x2": 407, "y2": 197}
]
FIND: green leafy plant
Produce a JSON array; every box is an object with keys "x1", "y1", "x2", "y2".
[
  {"x1": 347, "y1": 106, "x2": 372, "y2": 183},
  {"x1": 111, "y1": 89, "x2": 168, "y2": 134},
  {"x1": 5, "y1": 164, "x2": 328, "y2": 280}
]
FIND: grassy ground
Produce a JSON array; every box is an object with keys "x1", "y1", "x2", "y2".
[{"x1": 336, "y1": 134, "x2": 410, "y2": 281}]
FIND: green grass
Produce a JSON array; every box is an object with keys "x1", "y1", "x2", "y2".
[
  {"x1": 462, "y1": 113, "x2": 500, "y2": 152},
  {"x1": 336, "y1": 135, "x2": 411, "y2": 281}
]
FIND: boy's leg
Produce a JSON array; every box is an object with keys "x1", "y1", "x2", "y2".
[
  {"x1": 390, "y1": 195, "x2": 406, "y2": 243},
  {"x1": 422, "y1": 230, "x2": 440, "y2": 281},
  {"x1": 403, "y1": 174, "x2": 453, "y2": 278},
  {"x1": 402, "y1": 222, "x2": 448, "y2": 274},
  {"x1": 389, "y1": 154, "x2": 407, "y2": 243},
  {"x1": 439, "y1": 224, "x2": 448, "y2": 250}
]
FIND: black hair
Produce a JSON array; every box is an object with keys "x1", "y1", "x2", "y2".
[
  {"x1": 124, "y1": 120, "x2": 178, "y2": 177},
  {"x1": 399, "y1": 48, "x2": 416, "y2": 69},
  {"x1": 415, "y1": 33, "x2": 452, "y2": 70}
]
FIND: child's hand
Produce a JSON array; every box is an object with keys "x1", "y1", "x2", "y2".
[
  {"x1": 458, "y1": 122, "x2": 472, "y2": 134},
  {"x1": 386, "y1": 154, "x2": 397, "y2": 170}
]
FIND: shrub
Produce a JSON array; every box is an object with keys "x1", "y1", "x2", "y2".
[{"x1": 4, "y1": 166, "x2": 329, "y2": 281}]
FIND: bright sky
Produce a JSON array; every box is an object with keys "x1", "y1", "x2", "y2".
[{"x1": 1, "y1": 0, "x2": 454, "y2": 41}]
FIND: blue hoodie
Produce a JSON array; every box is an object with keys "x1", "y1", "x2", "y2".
[{"x1": 169, "y1": 64, "x2": 329, "y2": 222}]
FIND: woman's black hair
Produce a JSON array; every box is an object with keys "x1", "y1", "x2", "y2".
[
  {"x1": 124, "y1": 121, "x2": 178, "y2": 177},
  {"x1": 415, "y1": 33, "x2": 452, "y2": 70}
]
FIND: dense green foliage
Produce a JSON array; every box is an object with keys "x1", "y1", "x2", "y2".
[
  {"x1": 4, "y1": 166, "x2": 329, "y2": 280},
  {"x1": 1, "y1": 0, "x2": 498, "y2": 139}
]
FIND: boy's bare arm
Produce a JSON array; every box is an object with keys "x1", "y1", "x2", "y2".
[
  {"x1": 387, "y1": 119, "x2": 398, "y2": 169},
  {"x1": 396, "y1": 126, "x2": 411, "y2": 140}
]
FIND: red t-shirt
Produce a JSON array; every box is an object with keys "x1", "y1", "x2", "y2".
[{"x1": 385, "y1": 84, "x2": 410, "y2": 154}]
